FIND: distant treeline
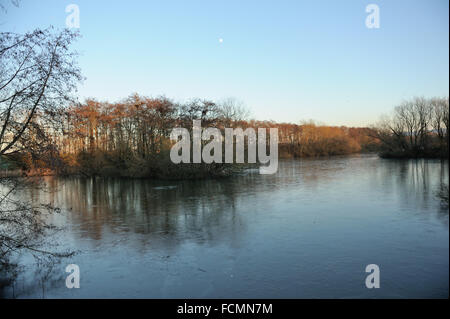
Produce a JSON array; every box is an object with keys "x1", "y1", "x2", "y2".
[
  {"x1": 3, "y1": 94, "x2": 380, "y2": 178},
  {"x1": 5, "y1": 95, "x2": 447, "y2": 179},
  {"x1": 371, "y1": 97, "x2": 449, "y2": 158},
  {"x1": 277, "y1": 123, "x2": 379, "y2": 157}
]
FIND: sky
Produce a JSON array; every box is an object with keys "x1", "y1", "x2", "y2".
[{"x1": 0, "y1": 0, "x2": 448, "y2": 126}]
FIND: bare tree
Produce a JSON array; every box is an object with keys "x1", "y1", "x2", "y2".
[
  {"x1": 217, "y1": 97, "x2": 250, "y2": 127},
  {"x1": 0, "y1": 27, "x2": 82, "y2": 286},
  {"x1": 373, "y1": 97, "x2": 449, "y2": 158},
  {"x1": 0, "y1": 27, "x2": 82, "y2": 157},
  {"x1": 431, "y1": 97, "x2": 449, "y2": 152}
]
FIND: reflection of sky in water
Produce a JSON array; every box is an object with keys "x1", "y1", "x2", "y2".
[{"x1": 2, "y1": 155, "x2": 448, "y2": 298}]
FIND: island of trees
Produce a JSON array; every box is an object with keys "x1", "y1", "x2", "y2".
[
  {"x1": 0, "y1": 93, "x2": 383, "y2": 178},
  {"x1": 2, "y1": 93, "x2": 448, "y2": 179}
]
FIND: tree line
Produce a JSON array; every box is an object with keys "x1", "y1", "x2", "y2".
[
  {"x1": 9, "y1": 94, "x2": 377, "y2": 178},
  {"x1": 372, "y1": 97, "x2": 449, "y2": 158}
]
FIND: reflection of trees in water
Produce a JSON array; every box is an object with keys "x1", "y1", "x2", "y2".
[
  {"x1": 0, "y1": 246, "x2": 67, "y2": 299},
  {"x1": 0, "y1": 178, "x2": 74, "y2": 299},
  {"x1": 2, "y1": 175, "x2": 259, "y2": 297},
  {"x1": 437, "y1": 184, "x2": 449, "y2": 211},
  {"x1": 45, "y1": 176, "x2": 262, "y2": 248},
  {"x1": 2, "y1": 156, "x2": 448, "y2": 297},
  {"x1": 379, "y1": 159, "x2": 449, "y2": 223},
  {"x1": 436, "y1": 160, "x2": 449, "y2": 213},
  {"x1": 437, "y1": 160, "x2": 449, "y2": 210},
  {"x1": 42, "y1": 157, "x2": 449, "y2": 248}
]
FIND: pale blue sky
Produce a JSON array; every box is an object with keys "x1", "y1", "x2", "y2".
[{"x1": 1, "y1": 0, "x2": 448, "y2": 126}]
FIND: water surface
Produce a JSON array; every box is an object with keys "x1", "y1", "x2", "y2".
[{"x1": 2, "y1": 155, "x2": 449, "y2": 298}]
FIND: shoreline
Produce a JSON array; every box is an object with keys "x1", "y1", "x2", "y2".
[{"x1": 3, "y1": 153, "x2": 449, "y2": 180}]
